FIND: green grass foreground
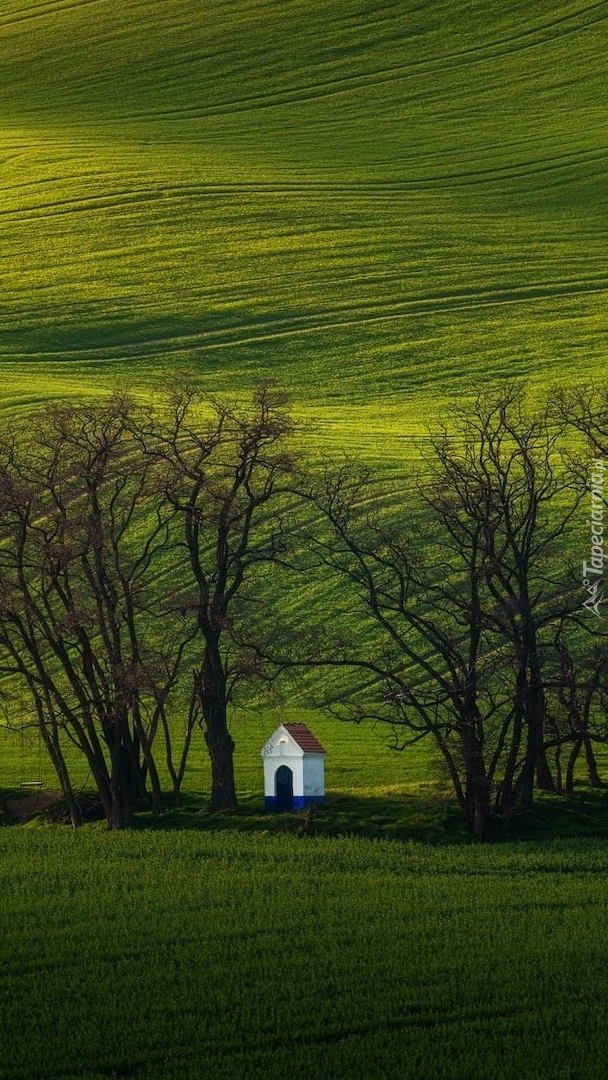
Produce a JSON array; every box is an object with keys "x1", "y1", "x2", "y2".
[
  {"x1": 1, "y1": 830, "x2": 608, "y2": 1080},
  {"x1": 1, "y1": 4, "x2": 607, "y2": 1072}
]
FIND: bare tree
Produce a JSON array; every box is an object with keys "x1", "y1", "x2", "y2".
[
  {"x1": 306, "y1": 458, "x2": 514, "y2": 838},
  {"x1": 429, "y1": 386, "x2": 585, "y2": 814},
  {"x1": 543, "y1": 626, "x2": 608, "y2": 796},
  {"x1": 139, "y1": 381, "x2": 297, "y2": 812},
  {"x1": 0, "y1": 396, "x2": 195, "y2": 828},
  {"x1": 552, "y1": 383, "x2": 608, "y2": 459},
  {"x1": 310, "y1": 384, "x2": 587, "y2": 837}
]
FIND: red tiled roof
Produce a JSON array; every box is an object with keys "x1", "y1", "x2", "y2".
[{"x1": 283, "y1": 723, "x2": 326, "y2": 754}]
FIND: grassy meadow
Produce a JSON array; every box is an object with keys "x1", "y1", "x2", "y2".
[
  {"x1": 1, "y1": 0, "x2": 606, "y2": 786},
  {"x1": 3, "y1": 831, "x2": 608, "y2": 1080},
  {"x1": 1, "y1": 3, "x2": 608, "y2": 1077},
  {"x1": 0, "y1": 0, "x2": 607, "y2": 446}
]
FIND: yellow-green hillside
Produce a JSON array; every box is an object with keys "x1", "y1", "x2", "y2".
[{"x1": 0, "y1": 0, "x2": 606, "y2": 452}]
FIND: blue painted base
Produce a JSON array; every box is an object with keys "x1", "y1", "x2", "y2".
[{"x1": 265, "y1": 795, "x2": 325, "y2": 812}]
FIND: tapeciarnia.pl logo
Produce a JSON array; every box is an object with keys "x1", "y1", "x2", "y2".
[{"x1": 582, "y1": 458, "x2": 606, "y2": 619}]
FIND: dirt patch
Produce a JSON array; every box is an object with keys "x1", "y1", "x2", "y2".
[
  {"x1": 46, "y1": 793, "x2": 105, "y2": 824},
  {"x1": 6, "y1": 789, "x2": 61, "y2": 823}
]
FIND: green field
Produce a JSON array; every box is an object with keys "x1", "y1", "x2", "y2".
[
  {"x1": 2, "y1": 5, "x2": 608, "y2": 1077},
  {"x1": 1, "y1": 696, "x2": 470, "y2": 844},
  {"x1": 1, "y1": 0, "x2": 607, "y2": 450},
  {"x1": 2, "y1": 0, "x2": 607, "y2": 788},
  {"x1": 1, "y1": 703, "x2": 428, "y2": 793},
  {"x1": 2, "y1": 831, "x2": 608, "y2": 1080}
]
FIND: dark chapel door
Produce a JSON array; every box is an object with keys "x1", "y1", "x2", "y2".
[{"x1": 275, "y1": 765, "x2": 294, "y2": 811}]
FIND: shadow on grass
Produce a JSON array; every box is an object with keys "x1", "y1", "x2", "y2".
[
  {"x1": 7, "y1": 785, "x2": 608, "y2": 843},
  {"x1": 133, "y1": 786, "x2": 608, "y2": 844},
  {"x1": 505, "y1": 789, "x2": 608, "y2": 841},
  {"x1": 130, "y1": 789, "x2": 470, "y2": 843}
]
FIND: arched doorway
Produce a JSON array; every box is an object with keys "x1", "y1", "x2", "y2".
[{"x1": 275, "y1": 765, "x2": 293, "y2": 811}]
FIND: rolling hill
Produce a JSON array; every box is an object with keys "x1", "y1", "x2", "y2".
[{"x1": 0, "y1": 0, "x2": 606, "y2": 452}]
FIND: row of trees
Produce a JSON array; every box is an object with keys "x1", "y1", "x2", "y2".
[
  {"x1": 309, "y1": 384, "x2": 608, "y2": 838},
  {"x1": 0, "y1": 379, "x2": 606, "y2": 835},
  {"x1": 0, "y1": 383, "x2": 296, "y2": 827}
]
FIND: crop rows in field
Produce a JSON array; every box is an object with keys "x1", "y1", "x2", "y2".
[
  {"x1": 2, "y1": 831, "x2": 608, "y2": 1079},
  {"x1": 0, "y1": 0, "x2": 606, "y2": 453}
]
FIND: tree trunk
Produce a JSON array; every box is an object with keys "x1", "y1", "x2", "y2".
[
  {"x1": 565, "y1": 737, "x2": 583, "y2": 797},
  {"x1": 433, "y1": 729, "x2": 466, "y2": 812},
  {"x1": 145, "y1": 756, "x2": 164, "y2": 814},
  {"x1": 173, "y1": 705, "x2": 197, "y2": 807},
  {"x1": 204, "y1": 722, "x2": 237, "y2": 812},
  {"x1": 462, "y1": 727, "x2": 490, "y2": 840},
  {"x1": 584, "y1": 734, "x2": 604, "y2": 788},
  {"x1": 131, "y1": 705, "x2": 164, "y2": 814},
  {"x1": 463, "y1": 774, "x2": 489, "y2": 840},
  {"x1": 502, "y1": 668, "x2": 525, "y2": 816},
  {"x1": 28, "y1": 695, "x2": 84, "y2": 827},
  {"x1": 161, "y1": 692, "x2": 199, "y2": 808},
  {"x1": 517, "y1": 633, "x2": 550, "y2": 806},
  {"x1": 123, "y1": 723, "x2": 149, "y2": 806},
  {"x1": 46, "y1": 732, "x2": 83, "y2": 828},
  {"x1": 109, "y1": 756, "x2": 134, "y2": 830},
  {"x1": 199, "y1": 645, "x2": 237, "y2": 812},
  {"x1": 461, "y1": 613, "x2": 490, "y2": 840},
  {"x1": 81, "y1": 744, "x2": 113, "y2": 824},
  {"x1": 535, "y1": 747, "x2": 555, "y2": 793},
  {"x1": 472, "y1": 796, "x2": 487, "y2": 841},
  {"x1": 553, "y1": 744, "x2": 563, "y2": 796},
  {"x1": 107, "y1": 715, "x2": 136, "y2": 829}
]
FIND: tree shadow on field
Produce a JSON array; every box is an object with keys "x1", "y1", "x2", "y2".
[
  {"x1": 129, "y1": 787, "x2": 608, "y2": 844},
  {"x1": 504, "y1": 789, "x2": 608, "y2": 841},
  {"x1": 17, "y1": 784, "x2": 608, "y2": 843},
  {"x1": 131, "y1": 788, "x2": 471, "y2": 843}
]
